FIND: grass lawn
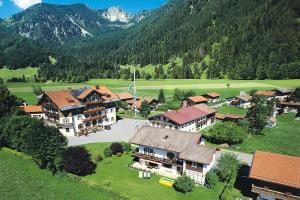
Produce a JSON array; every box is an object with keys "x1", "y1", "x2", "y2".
[
  {"x1": 217, "y1": 105, "x2": 248, "y2": 115},
  {"x1": 84, "y1": 143, "x2": 226, "y2": 200},
  {"x1": 0, "y1": 149, "x2": 120, "y2": 200},
  {"x1": 233, "y1": 113, "x2": 300, "y2": 156},
  {"x1": 0, "y1": 67, "x2": 38, "y2": 81}
]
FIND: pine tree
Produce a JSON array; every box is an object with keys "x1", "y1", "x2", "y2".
[{"x1": 158, "y1": 89, "x2": 166, "y2": 103}]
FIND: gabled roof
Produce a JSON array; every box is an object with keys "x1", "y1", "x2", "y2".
[
  {"x1": 236, "y1": 95, "x2": 252, "y2": 102},
  {"x1": 216, "y1": 113, "x2": 245, "y2": 120},
  {"x1": 76, "y1": 88, "x2": 95, "y2": 100},
  {"x1": 205, "y1": 92, "x2": 220, "y2": 98},
  {"x1": 45, "y1": 90, "x2": 85, "y2": 111},
  {"x1": 187, "y1": 96, "x2": 208, "y2": 103},
  {"x1": 130, "y1": 126, "x2": 215, "y2": 164},
  {"x1": 155, "y1": 104, "x2": 216, "y2": 125},
  {"x1": 255, "y1": 90, "x2": 276, "y2": 97},
  {"x1": 249, "y1": 151, "x2": 300, "y2": 189},
  {"x1": 20, "y1": 105, "x2": 43, "y2": 113},
  {"x1": 162, "y1": 107, "x2": 208, "y2": 125},
  {"x1": 93, "y1": 86, "x2": 119, "y2": 102},
  {"x1": 117, "y1": 92, "x2": 133, "y2": 100}
]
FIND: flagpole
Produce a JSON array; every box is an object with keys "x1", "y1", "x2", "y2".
[{"x1": 133, "y1": 66, "x2": 138, "y2": 132}]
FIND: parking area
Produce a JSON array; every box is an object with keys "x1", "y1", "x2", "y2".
[{"x1": 68, "y1": 118, "x2": 149, "y2": 146}]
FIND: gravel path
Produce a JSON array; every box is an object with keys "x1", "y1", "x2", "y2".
[{"x1": 68, "y1": 118, "x2": 149, "y2": 146}]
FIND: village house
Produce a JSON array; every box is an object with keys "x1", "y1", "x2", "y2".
[
  {"x1": 131, "y1": 96, "x2": 159, "y2": 111},
  {"x1": 272, "y1": 88, "x2": 294, "y2": 101},
  {"x1": 203, "y1": 92, "x2": 220, "y2": 103},
  {"x1": 255, "y1": 90, "x2": 276, "y2": 100},
  {"x1": 20, "y1": 105, "x2": 45, "y2": 119},
  {"x1": 130, "y1": 126, "x2": 216, "y2": 185},
  {"x1": 249, "y1": 151, "x2": 300, "y2": 200},
  {"x1": 33, "y1": 85, "x2": 119, "y2": 136},
  {"x1": 183, "y1": 96, "x2": 208, "y2": 107},
  {"x1": 117, "y1": 92, "x2": 134, "y2": 104},
  {"x1": 280, "y1": 101, "x2": 300, "y2": 114},
  {"x1": 149, "y1": 104, "x2": 216, "y2": 132},
  {"x1": 231, "y1": 93, "x2": 252, "y2": 108}
]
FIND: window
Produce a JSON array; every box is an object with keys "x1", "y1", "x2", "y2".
[
  {"x1": 106, "y1": 118, "x2": 109, "y2": 122},
  {"x1": 66, "y1": 128, "x2": 70, "y2": 132},
  {"x1": 77, "y1": 116, "x2": 81, "y2": 120},
  {"x1": 192, "y1": 162, "x2": 197, "y2": 168},
  {"x1": 111, "y1": 117, "x2": 114, "y2": 121},
  {"x1": 144, "y1": 147, "x2": 154, "y2": 155}
]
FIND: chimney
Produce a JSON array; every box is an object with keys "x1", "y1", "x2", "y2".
[{"x1": 95, "y1": 85, "x2": 100, "y2": 89}]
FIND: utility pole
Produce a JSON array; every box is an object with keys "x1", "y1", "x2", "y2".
[{"x1": 133, "y1": 66, "x2": 138, "y2": 132}]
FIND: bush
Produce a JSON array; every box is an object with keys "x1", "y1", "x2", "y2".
[
  {"x1": 207, "y1": 122, "x2": 247, "y2": 145},
  {"x1": 216, "y1": 153, "x2": 240, "y2": 182},
  {"x1": 95, "y1": 154, "x2": 103, "y2": 162},
  {"x1": 205, "y1": 170, "x2": 219, "y2": 189},
  {"x1": 110, "y1": 143, "x2": 124, "y2": 155},
  {"x1": 61, "y1": 146, "x2": 96, "y2": 176},
  {"x1": 103, "y1": 147, "x2": 113, "y2": 157},
  {"x1": 174, "y1": 174, "x2": 195, "y2": 193},
  {"x1": 122, "y1": 142, "x2": 132, "y2": 153},
  {"x1": 116, "y1": 152, "x2": 123, "y2": 157}
]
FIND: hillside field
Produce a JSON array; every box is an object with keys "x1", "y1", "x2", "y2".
[
  {"x1": 0, "y1": 67, "x2": 38, "y2": 81},
  {"x1": 5, "y1": 79, "x2": 300, "y2": 105}
]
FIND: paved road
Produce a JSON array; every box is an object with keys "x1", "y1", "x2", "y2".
[
  {"x1": 216, "y1": 149, "x2": 253, "y2": 166},
  {"x1": 68, "y1": 118, "x2": 149, "y2": 146}
]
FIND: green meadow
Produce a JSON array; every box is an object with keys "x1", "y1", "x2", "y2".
[
  {"x1": 0, "y1": 67, "x2": 38, "y2": 80},
  {"x1": 5, "y1": 78, "x2": 300, "y2": 105}
]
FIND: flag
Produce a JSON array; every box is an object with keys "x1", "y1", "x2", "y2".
[{"x1": 128, "y1": 82, "x2": 134, "y2": 92}]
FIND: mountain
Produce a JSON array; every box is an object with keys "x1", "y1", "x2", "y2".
[
  {"x1": 0, "y1": 0, "x2": 299, "y2": 80},
  {"x1": 99, "y1": 6, "x2": 132, "y2": 23},
  {"x1": 1, "y1": 3, "x2": 143, "y2": 43}
]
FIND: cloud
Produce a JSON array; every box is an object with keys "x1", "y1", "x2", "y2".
[
  {"x1": 11, "y1": 0, "x2": 42, "y2": 10},
  {"x1": 0, "y1": 1, "x2": 3, "y2": 7}
]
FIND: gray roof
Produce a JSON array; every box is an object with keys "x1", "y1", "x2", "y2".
[
  {"x1": 179, "y1": 145, "x2": 216, "y2": 164},
  {"x1": 130, "y1": 126, "x2": 216, "y2": 164}
]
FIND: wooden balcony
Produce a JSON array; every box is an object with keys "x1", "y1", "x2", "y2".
[
  {"x1": 85, "y1": 100, "x2": 103, "y2": 106},
  {"x1": 186, "y1": 164, "x2": 203, "y2": 173},
  {"x1": 251, "y1": 184, "x2": 300, "y2": 200},
  {"x1": 84, "y1": 107, "x2": 105, "y2": 114},
  {"x1": 133, "y1": 152, "x2": 182, "y2": 167},
  {"x1": 82, "y1": 114, "x2": 107, "y2": 123}
]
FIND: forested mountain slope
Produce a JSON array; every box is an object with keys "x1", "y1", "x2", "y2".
[{"x1": 0, "y1": 0, "x2": 299, "y2": 80}]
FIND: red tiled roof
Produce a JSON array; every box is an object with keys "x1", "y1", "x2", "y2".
[
  {"x1": 249, "y1": 151, "x2": 300, "y2": 189},
  {"x1": 117, "y1": 92, "x2": 133, "y2": 100},
  {"x1": 162, "y1": 106, "x2": 209, "y2": 125},
  {"x1": 20, "y1": 106, "x2": 43, "y2": 113},
  {"x1": 255, "y1": 90, "x2": 276, "y2": 97},
  {"x1": 93, "y1": 86, "x2": 119, "y2": 102},
  {"x1": 205, "y1": 92, "x2": 220, "y2": 98},
  {"x1": 46, "y1": 90, "x2": 83, "y2": 110},
  {"x1": 187, "y1": 96, "x2": 208, "y2": 103}
]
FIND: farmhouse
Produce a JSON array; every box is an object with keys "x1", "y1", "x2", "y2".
[
  {"x1": 272, "y1": 88, "x2": 294, "y2": 101},
  {"x1": 131, "y1": 96, "x2": 159, "y2": 111},
  {"x1": 249, "y1": 151, "x2": 300, "y2": 200},
  {"x1": 183, "y1": 96, "x2": 208, "y2": 107},
  {"x1": 203, "y1": 92, "x2": 220, "y2": 103},
  {"x1": 36, "y1": 85, "x2": 119, "y2": 136},
  {"x1": 216, "y1": 113, "x2": 245, "y2": 122},
  {"x1": 255, "y1": 90, "x2": 276, "y2": 100},
  {"x1": 117, "y1": 92, "x2": 134, "y2": 104},
  {"x1": 20, "y1": 105, "x2": 45, "y2": 119},
  {"x1": 280, "y1": 101, "x2": 300, "y2": 113},
  {"x1": 232, "y1": 95, "x2": 252, "y2": 108},
  {"x1": 149, "y1": 104, "x2": 216, "y2": 132},
  {"x1": 130, "y1": 126, "x2": 216, "y2": 185}
]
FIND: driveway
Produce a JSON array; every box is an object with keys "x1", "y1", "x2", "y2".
[
  {"x1": 68, "y1": 118, "x2": 149, "y2": 146},
  {"x1": 216, "y1": 149, "x2": 253, "y2": 166}
]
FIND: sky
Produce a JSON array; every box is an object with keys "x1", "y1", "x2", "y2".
[{"x1": 0, "y1": 0, "x2": 167, "y2": 18}]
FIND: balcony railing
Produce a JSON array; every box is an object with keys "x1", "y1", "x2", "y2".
[
  {"x1": 82, "y1": 114, "x2": 107, "y2": 123},
  {"x1": 133, "y1": 152, "x2": 182, "y2": 167},
  {"x1": 84, "y1": 107, "x2": 105, "y2": 114},
  {"x1": 85, "y1": 100, "x2": 104, "y2": 106},
  {"x1": 251, "y1": 184, "x2": 300, "y2": 200}
]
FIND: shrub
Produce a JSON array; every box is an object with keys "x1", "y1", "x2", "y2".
[
  {"x1": 61, "y1": 146, "x2": 96, "y2": 176},
  {"x1": 216, "y1": 153, "x2": 240, "y2": 182},
  {"x1": 174, "y1": 174, "x2": 195, "y2": 193},
  {"x1": 103, "y1": 147, "x2": 113, "y2": 157},
  {"x1": 116, "y1": 152, "x2": 123, "y2": 157},
  {"x1": 205, "y1": 170, "x2": 219, "y2": 189},
  {"x1": 122, "y1": 142, "x2": 132, "y2": 153},
  {"x1": 110, "y1": 143, "x2": 124, "y2": 155},
  {"x1": 207, "y1": 122, "x2": 247, "y2": 145},
  {"x1": 95, "y1": 154, "x2": 103, "y2": 162}
]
